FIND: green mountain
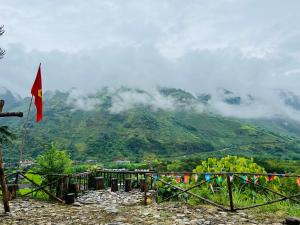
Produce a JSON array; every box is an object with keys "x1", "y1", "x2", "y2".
[{"x1": 1, "y1": 87, "x2": 300, "y2": 163}]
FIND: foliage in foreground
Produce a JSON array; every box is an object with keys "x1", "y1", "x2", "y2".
[
  {"x1": 34, "y1": 143, "x2": 73, "y2": 175},
  {"x1": 157, "y1": 156, "x2": 300, "y2": 217},
  {"x1": 0, "y1": 125, "x2": 15, "y2": 145},
  {"x1": 193, "y1": 156, "x2": 266, "y2": 173}
]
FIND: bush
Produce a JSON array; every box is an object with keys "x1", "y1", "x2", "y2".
[
  {"x1": 35, "y1": 143, "x2": 73, "y2": 175},
  {"x1": 193, "y1": 155, "x2": 266, "y2": 173},
  {"x1": 157, "y1": 155, "x2": 300, "y2": 218}
]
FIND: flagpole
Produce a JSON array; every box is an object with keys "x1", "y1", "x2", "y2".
[
  {"x1": 18, "y1": 95, "x2": 33, "y2": 167},
  {"x1": 18, "y1": 63, "x2": 42, "y2": 167}
]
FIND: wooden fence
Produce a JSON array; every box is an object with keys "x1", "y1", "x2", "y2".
[
  {"x1": 152, "y1": 172, "x2": 300, "y2": 211},
  {"x1": 1, "y1": 170, "x2": 299, "y2": 212}
]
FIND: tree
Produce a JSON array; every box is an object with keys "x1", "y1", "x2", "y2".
[
  {"x1": 35, "y1": 143, "x2": 73, "y2": 175},
  {"x1": 193, "y1": 156, "x2": 266, "y2": 173},
  {"x1": 143, "y1": 153, "x2": 166, "y2": 171},
  {"x1": 167, "y1": 160, "x2": 184, "y2": 172},
  {"x1": 0, "y1": 26, "x2": 5, "y2": 59},
  {"x1": 0, "y1": 126, "x2": 15, "y2": 145}
]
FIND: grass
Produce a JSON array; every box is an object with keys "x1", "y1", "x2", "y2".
[
  {"x1": 158, "y1": 181, "x2": 300, "y2": 218},
  {"x1": 251, "y1": 201, "x2": 300, "y2": 218}
]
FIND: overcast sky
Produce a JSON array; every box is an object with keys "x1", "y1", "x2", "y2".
[{"x1": 1, "y1": 0, "x2": 300, "y2": 98}]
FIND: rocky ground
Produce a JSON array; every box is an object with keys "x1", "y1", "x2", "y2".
[{"x1": 0, "y1": 189, "x2": 285, "y2": 225}]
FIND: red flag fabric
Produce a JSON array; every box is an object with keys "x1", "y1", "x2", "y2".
[
  {"x1": 31, "y1": 64, "x2": 43, "y2": 122},
  {"x1": 184, "y1": 174, "x2": 190, "y2": 184}
]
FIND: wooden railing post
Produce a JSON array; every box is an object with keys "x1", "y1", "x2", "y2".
[
  {"x1": 0, "y1": 100, "x2": 10, "y2": 213},
  {"x1": 95, "y1": 177, "x2": 105, "y2": 190},
  {"x1": 122, "y1": 173, "x2": 125, "y2": 188},
  {"x1": 111, "y1": 178, "x2": 118, "y2": 192},
  {"x1": 7, "y1": 184, "x2": 18, "y2": 200},
  {"x1": 56, "y1": 176, "x2": 64, "y2": 199},
  {"x1": 14, "y1": 171, "x2": 19, "y2": 185},
  {"x1": 227, "y1": 175, "x2": 235, "y2": 212},
  {"x1": 65, "y1": 193, "x2": 75, "y2": 204},
  {"x1": 125, "y1": 178, "x2": 132, "y2": 192},
  {"x1": 144, "y1": 176, "x2": 148, "y2": 205},
  {"x1": 69, "y1": 183, "x2": 79, "y2": 198},
  {"x1": 140, "y1": 178, "x2": 146, "y2": 192}
]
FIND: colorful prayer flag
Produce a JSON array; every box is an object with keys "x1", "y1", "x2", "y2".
[
  {"x1": 176, "y1": 175, "x2": 181, "y2": 183},
  {"x1": 205, "y1": 174, "x2": 211, "y2": 182},
  {"x1": 184, "y1": 174, "x2": 190, "y2": 184},
  {"x1": 241, "y1": 175, "x2": 248, "y2": 184},
  {"x1": 253, "y1": 175, "x2": 259, "y2": 185},
  {"x1": 194, "y1": 174, "x2": 198, "y2": 182},
  {"x1": 266, "y1": 175, "x2": 276, "y2": 182},
  {"x1": 216, "y1": 176, "x2": 223, "y2": 185}
]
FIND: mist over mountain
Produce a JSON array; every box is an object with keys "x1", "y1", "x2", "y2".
[
  {"x1": 3, "y1": 86, "x2": 300, "y2": 131},
  {"x1": 2, "y1": 2, "x2": 300, "y2": 163},
  {"x1": 56, "y1": 86, "x2": 300, "y2": 122},
  {"x1": 1, "y1": 86, "x2": 300, "y2": 163}
]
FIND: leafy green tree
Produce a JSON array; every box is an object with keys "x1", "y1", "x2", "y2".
[
  {"x1": 0, "y1": 126, "x2": 15, "y2": 145},
  {"x1": 193, "y1": 155, "x2": 266, "y2": 173},
  {"x1": 143, "y1": 153, "x2": 167, "y2": 171},
  {"x1": 167, "y1": 160, "x2": 184, "y2": 172},
  {"x1": 35, "y1": 143, "x2": 73, "y2": 174}
]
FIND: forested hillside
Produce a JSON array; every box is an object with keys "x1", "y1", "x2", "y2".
[{"x1": 1, "y1": 87, "x2": 300, "y2": 162}]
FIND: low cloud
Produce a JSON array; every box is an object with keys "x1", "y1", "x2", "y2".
[
  {"x1": 66, "y1": 87, "x2": 204, "y2": 113},
  {"x1": 65, "y1": 86, "x2": 300, "y2": 122},
  {"x1": 1, "y1": 1, "x2": 300, "y2": 121},
  {"x1": 66, "y1": 89, "x2": 101, "y2": 111}
]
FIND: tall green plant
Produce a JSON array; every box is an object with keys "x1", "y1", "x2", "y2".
[
  {"x1": 0, "y1": 126, "x2": 15, "y2": 145},
  {"x1": 193, "y1": 155, "x2": 266, "y2": 173},
  {"x1": 35, "y1": 143, "x2": 73, "y2": 175}
]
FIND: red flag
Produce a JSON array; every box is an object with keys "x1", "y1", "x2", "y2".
[{"x1": 31, "y1": 64, "x2": 43, "y2": 122}]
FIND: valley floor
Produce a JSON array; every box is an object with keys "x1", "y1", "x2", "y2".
[{"x1": 0, "y1": 190, "x2": 285, "y2": 225}]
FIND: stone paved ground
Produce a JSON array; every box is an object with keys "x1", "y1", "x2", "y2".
[{"x1": 0, "y1": 190, "x2": 284, "y2": 225}]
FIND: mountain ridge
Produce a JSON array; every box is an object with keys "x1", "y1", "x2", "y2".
[{"x1": 1, "y1": 87, "x2": 300, "y2": 162}]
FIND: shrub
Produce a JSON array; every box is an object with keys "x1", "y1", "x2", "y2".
[
  {"x1": 193, "y1": 155, "x2": 266, "y2": 173},
  {"x1": 35, "y1": 143, "x2": 73, "y2": 175}
]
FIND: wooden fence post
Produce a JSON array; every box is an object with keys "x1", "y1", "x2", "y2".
[
  {"x1": 95, "y1": 177, "x2": 105, "y2": 190},
  {"x1": 56, "y1": 177, "x2": 64, "y2": 199},
  {"x1": 7, "y1": 184, "x2": 18, "y2": 200},
  {"x1": 63, "y1": 176, "x2": 69, "y2": 198},
  {"x1": 0, "y1": 100, "x2": 10, "y2": 213},
  {"x1": 140, "y1": 178, "x2": 146, "y2": 192},
  {"x1": 111, "y1": 178, "x2": 118, "y2": 192},
  {"x1": 125, "y1": 178, "x2": 132, "y2": 192},
  {"x1": 69, "y1": 183, "x2": 79, "y2": 198},
  {"x1": 65, "y1": 193, "x2": 75, "y2": 204},
  {"x1": 144, "y1": 177, "x2": 148, "y2": 205},
  {"x1": 227, "y1": 175, "x2": 235, "y2": 212},
  {"x1": 0, "y1": 147, "x2": 10, "y2": 213}
]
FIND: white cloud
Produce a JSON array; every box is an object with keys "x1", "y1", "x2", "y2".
[
  {"x1": 1, "y1": 0, "x2": 300, "y2": 120},
  {"x1": 66, "y1": 89, "x2": 101, "y2": 111}
]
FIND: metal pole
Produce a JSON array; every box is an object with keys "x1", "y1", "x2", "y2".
[{"x1": 19, "y1": 96, "x2": 33, "y2": 166}]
